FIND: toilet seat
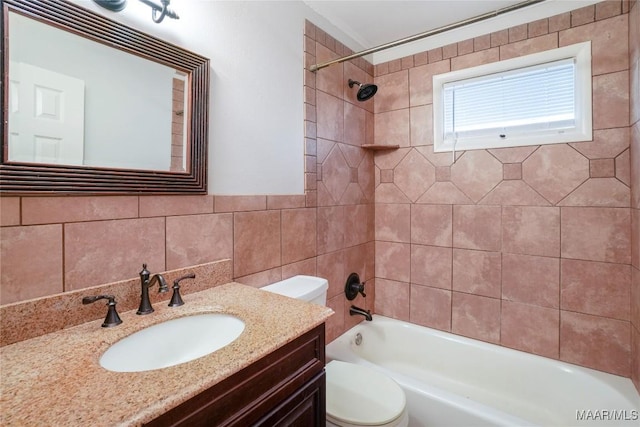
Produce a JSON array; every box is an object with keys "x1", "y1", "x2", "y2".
[{"x1": 325, "y1": 360, "x2": 407, "y2": 427}]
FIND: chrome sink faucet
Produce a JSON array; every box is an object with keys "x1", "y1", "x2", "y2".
[{"x1": 137, "y1": 263, "x2": 168, "y2": 315}]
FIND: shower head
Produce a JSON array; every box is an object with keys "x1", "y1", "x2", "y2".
[{"x1": 348, "y1": 79, "x2": 377, "y2": 102}]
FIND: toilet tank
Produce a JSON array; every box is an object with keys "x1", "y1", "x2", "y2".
[{"x1": 261, "y1": 275, "x2": 328, "y2": 306}]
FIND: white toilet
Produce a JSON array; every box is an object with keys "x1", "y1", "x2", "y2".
[{"x1": 262, "y1": 275, "x2": 409, "y2": 427}]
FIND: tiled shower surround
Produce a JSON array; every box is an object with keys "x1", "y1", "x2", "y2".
[
  {"x1": 369, "y1": 0, "x2": 640, "y2": 387},
  {"x1": 0, "y1": 0, "x2": 638, "y2": 394}
]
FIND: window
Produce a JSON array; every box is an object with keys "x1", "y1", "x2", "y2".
[{"x1": 433, "y1": 42, "x2": 592, "y2": 152}]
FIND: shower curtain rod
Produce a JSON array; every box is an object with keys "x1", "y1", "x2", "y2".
[{"x1": 309, "y1": 0, "x2": 546, "y2": 72}]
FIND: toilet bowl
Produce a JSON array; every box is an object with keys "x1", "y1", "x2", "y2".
[
  {"x1": 325, "y1": 360, "x2": 409, "y2": 427},
  {"x1": 261, "y1": 275, "x2": 409, "y2": 427}
]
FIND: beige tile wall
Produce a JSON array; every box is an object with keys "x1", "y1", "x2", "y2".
[
  {"x1": 304, "y1": 20, "x2": 377, "y2": 342},
  {"x1": 628, "y1": 0, "x2": 640, "y2": 392},
  {"x1": 0, "y1": 0, "x2": 638, "y2": 390},
  {"x1": 372, "y1": 0, "x2": 638, "y2": 380},
  {"x1": 0, "y1": 195, "x2": 312, "y2": 301}
]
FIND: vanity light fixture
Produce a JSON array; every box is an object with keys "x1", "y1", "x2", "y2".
[{"x1": 93, "y1": 0, "x2": 179, "y2": 23}]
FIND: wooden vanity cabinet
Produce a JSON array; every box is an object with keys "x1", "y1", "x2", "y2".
[{"x1": 146, "y1": 324, "x2": 326, "y2": 427}]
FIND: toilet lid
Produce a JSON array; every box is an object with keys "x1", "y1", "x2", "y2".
[{"x1": 325, "y1": 360, "x2": 406, "y2": 426}]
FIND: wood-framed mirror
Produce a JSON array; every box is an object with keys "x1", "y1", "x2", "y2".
[{"x1": 1, "y1": 0, "x2": 209, "y2": 194}]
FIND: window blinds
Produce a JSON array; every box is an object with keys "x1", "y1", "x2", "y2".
[{"x1": 442, "y1": 58, "x2": 576, "y2": 142}]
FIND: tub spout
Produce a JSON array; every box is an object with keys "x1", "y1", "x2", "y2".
[{"x1": 349, "y1": 305, "x2": 372, "y2": 321}]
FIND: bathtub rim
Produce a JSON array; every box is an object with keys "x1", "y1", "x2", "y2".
[{"x1": 327, "y1": 314, "x2": 640, "y2": 425}]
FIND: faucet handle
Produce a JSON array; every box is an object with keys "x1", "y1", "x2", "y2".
[
  {"x1": 139, "y1": 263, "x2": 151, "y2": 286},
  {"x1": 82, "y1": 294, "x2": 123, "y2": 328},
  {"x1": 345, "y1": 272, "x2": 366, "y2": 300},
  {"x1": 169, "y1": 273, "x2": 195, "y2": 307}
]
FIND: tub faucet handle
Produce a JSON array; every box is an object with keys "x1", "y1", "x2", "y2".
[
  {"x1": 345, "y1": 272, "x2": 366, "y2": 300},
  {"x1": 358, "y1": 285, "x2": 366, "y2": 298},
  {"x1": 82, "y1": 294, "x2": 123, "y2": 327}
]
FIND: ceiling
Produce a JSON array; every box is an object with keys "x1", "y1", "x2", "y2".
[{"x1": 304, "y1": 0, "x2": 525, "y2": 49}]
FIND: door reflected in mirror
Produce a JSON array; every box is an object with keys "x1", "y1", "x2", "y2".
[{"x1": 7, "y1": 10, "x2": 188, "y2": 173}]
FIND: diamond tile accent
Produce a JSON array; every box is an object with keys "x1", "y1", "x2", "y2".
[
  {"x1": 322, "y1": 146, "x2": 350, "y2": 202},
  {"x1": 340, "y1": 183, "x2": 366, "y2": 205},
  {"x1": 374, "y1": 147, "x2": 411, "y2": 170},
  {"x1": 339, "y1": 143, "x2": 364, "y2": 168},
  {"x1": 436, "y1": 166, "x2": 451, "y2": 182},
  {"x1": 393, "y1": 149, "x2": 435, "y2": 202},
  {"x1": 350, "y1": 167, "x2": 358, "y2": 183},
  {"x1": 615, "y1": 149, "x2": 631, "y2": 186},
  {"x1": 380, "y1": 169, "x2": 394, "y2": 183},
  {"x1": 503, "y1": 163, "x2": 522, "y2": 180},
  {"x1": 415, "y1": 145, "x2": 460, "y2": 167},
  {"x1": 522, "y1": 145, "x2": 589, "y2": 204},
  {"x1": 450, "y1": 150, "x2": 503, "y2": 202},
  {"x1": 558, "y1": 178, "x2": 630, "y2": 207},
  {"x1": 417, "y1": 182, "x2": 474, "y2": 204},
  {"x1": 488, "y1": 145, "x2": 538, "y2": 163},
  {"x1": 479, "y1": 181, "x2": 550, "y2": 206},
  {"x1": 357, "y1": 152, "x2": 374, "y2": 201},
  {"x1": 570, "y1": 128, "x2": 629, "y2": 159},
  {"x1": 590, "y1": 159, "x2": 615, "y2": 178}
]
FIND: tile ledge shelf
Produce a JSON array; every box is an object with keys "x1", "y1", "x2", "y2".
[{"x1": 362, "y1": 144, "x2": 400, "y2": 150}]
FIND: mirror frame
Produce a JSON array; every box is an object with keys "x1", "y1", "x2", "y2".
[{"x1": 1, "y1": 0, "x2": 209, "y2": 195}]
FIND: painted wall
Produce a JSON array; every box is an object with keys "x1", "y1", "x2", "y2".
[
  {"x1": 372, "y1": 1, "x2": 636, "y2": 380},
  {"x1": 65, "y1": 0, "x2": 364, "y2": 195}
]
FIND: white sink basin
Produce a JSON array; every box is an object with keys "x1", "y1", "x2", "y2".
[{"x1": 100, "y1": 313, "x2": 245, "y2": 372}]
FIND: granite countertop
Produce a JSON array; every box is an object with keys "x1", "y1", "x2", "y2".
[{"x1": 0, "y1": 283, "x2": 333, "y2": 426}]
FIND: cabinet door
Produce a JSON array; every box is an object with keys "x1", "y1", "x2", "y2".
[{"x1": 255, "y1": 371, "x2": 325, "y2": 427}]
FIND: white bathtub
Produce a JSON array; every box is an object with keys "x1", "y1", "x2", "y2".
[{"x1": 326, "y1": 315, "x2": 640, "y2": 427}]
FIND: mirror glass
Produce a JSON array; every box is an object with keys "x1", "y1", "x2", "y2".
[
  {"x1": 1, "y1": 0, "x2": 209, "y2": 194},
  {"x1": 7, "y1": 12, "x2": 188, "y2": 172}
]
